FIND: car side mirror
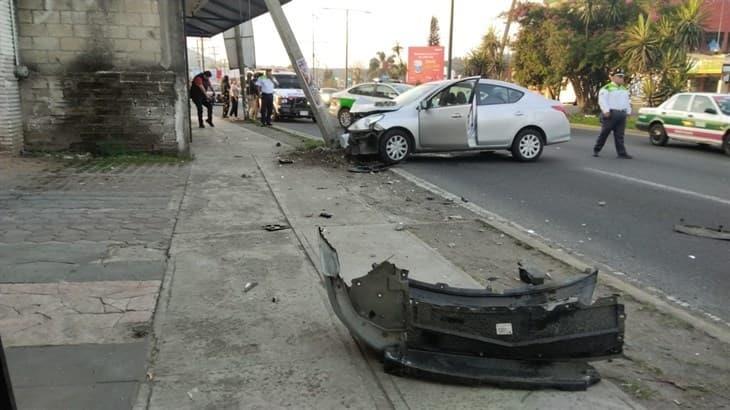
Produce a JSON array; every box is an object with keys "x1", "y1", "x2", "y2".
[
  {"x1": 705, "y1": 108, "x2": 718, "y2": 115},
  {"x1": 419, "y1": 100, "x2": 429, "y2": 110}
]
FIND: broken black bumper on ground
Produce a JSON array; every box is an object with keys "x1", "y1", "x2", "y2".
[{"x1": 318, "y1": 228, "x2": 625, "y2": 390}]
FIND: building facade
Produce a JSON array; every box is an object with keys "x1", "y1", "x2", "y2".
[{"x1": 1, "y1": 0, "x2": 190, "y2": 155}]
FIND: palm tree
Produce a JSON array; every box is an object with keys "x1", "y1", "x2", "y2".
[
  {"x1": 368, "y1": 51, "x2": 395, "y2": 80},
  {"x1": 621, "y1": 14, "x2": 660, "y2": 74},
  {"x1": 673, "y1": 0, "x2": 708, "y2": 52}
]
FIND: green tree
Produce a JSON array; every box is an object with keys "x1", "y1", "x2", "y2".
[
  {"x1": 390, "y1": 42, "x2": 407, "y2": 80},
  {"x1": 464, "y1": 27, "x2": 505, "y2": 79},
  {"x1": 621, "y1": 1, "x2": 707, "y2": 106},
  {"x1": 368, "y1": 51, "x2": 395, "y2": 80},
  {"x1": 429, "y1": 16, "x2": 441, "y2": 46}
]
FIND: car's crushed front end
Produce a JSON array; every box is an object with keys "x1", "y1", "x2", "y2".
[
  {"x1": 339, "y1": 102, "x2": 401, "y2": 155},
  {"x1": 318, "y1": 228, "x2": 625, "y2": 390}
]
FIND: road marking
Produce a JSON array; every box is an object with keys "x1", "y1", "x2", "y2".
[{"x1": 585, "y1": 168, "x2": 730, "y2": 207}]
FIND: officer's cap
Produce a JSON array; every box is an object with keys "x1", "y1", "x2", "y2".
[{"x1": 610, "y1": 68, "x2": 625, "y2": 77}]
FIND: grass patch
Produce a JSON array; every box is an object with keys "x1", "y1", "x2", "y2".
[
  {"x1": 23, "y1": 151, "x2": 191, "y2": 172},
  {"x1": 569, "y1": 114, "x2": 638, "y2": 130},
  {"x1": 300, "y1": 138, "x2": 325, "y2": 151}
]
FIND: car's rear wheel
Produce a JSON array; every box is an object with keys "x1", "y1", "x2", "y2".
[
  {"x1": 511, "y1": 129, "x2": 544, "y2": 162},
  {"x1": 723, "y1": 133, "x2": 730, "y2": 156},
  {"x1": 649, "y1": 123, "x2": 668, "y2": 146},
  {"x1": 379, "y1": 130, "x2": 411, "y2": 164},
  {"x1": 338, "y1": 108, "x2": 352, "y2": 128}
]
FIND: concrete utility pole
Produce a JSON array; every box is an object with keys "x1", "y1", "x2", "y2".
[
  {"x1": 265, "y1": 0, "x2": 338, "y2": 145},
  {"x1": 447, "y1": 0, "x2": 454, "y2": 79}
]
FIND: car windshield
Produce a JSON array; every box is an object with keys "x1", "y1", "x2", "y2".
[
  {"x1": 273, "y1": 75, "x2": 301, "y2": 89},
  {"x1": 393, "y1": 83, "x2": 439, "y2": 106},
  {"x1": 712, "y1": 96, "x2": 730, "y2": 115}
]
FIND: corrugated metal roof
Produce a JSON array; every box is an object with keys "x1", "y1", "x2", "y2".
[{"x1": 185, "y1": 0, "x2": 293, "y2": 37}]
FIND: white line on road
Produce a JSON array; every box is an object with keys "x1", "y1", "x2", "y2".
[{"x1": 585, "y1": 168, "x2": 730, "y2": 207}]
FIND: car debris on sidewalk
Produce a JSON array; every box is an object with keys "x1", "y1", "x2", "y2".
[{"x1": 318, "y1": 227, "x2": 625, "y2": 391}]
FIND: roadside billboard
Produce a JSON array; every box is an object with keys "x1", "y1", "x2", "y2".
[{"x1": 407, "y1": 46, "x2": 444, "y2": 84}]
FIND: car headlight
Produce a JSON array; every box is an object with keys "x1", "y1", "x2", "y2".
[{"x1": 363, "y1": 114, "x2": 384, "y2": 128}]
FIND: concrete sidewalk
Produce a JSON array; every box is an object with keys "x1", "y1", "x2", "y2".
[{"x1": 136, "y1": 119, "x2": 641, "y2": 409}]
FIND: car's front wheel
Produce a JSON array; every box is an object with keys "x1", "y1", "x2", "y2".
[
  {"x1": 649, "y1": 123, "x2": 669, "y2": 146},
  {"x1": 511, "y1": 129, "x2": 544, "y2": 162},
  {"x1": 379, "y1": 130, "x2": 411, "y2": 164},
  {"x1": 723, "y1": 133, "x2": 730, "y2": 156},
  {"x1": 338, "y1": 108, "x2": 352, "y2": 128}
]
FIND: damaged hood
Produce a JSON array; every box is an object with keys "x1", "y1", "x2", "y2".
[{"x1": 318, "y1": 227, "x2": 625, "y2": 391}]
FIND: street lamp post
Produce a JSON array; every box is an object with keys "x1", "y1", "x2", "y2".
[
  {"x1": 447, "y1": 0, "x2": 454, "y2": 79},
  {"x1": 322, "y1": 8, "x2": 370, "y2": 88}
]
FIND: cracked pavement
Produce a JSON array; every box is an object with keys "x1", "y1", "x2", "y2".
[{"x1": 0, "y1": 155, "x2": 188, "y2": 409}]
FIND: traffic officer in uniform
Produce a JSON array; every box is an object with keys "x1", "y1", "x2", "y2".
[
  {"x1": 594, "y1": 68, "x2": 633, "y2": 159},
  {"x1": 256, "y1": 68, "x2": 276, "y2": 126}
]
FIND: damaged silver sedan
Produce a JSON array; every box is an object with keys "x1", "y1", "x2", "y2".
[{"x1": 318, "y1": 228, "x2": 625, "y2": 391}]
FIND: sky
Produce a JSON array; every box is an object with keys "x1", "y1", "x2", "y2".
[{"x1": 189, "y1": 0, "x2": 523, "y2": 69}]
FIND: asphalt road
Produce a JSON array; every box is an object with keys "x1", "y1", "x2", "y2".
[{"x1": 276, "y1": 118, "x2": 730, "y2": 321}]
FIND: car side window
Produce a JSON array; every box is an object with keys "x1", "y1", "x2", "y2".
[
  {"x1": 477, "y1": 84, "x2": 523, "y2": 105},
  {"x1": 429, "y1": 80, "x2": 475, "y2": 108},
  {"x1": 690, "y1": 95, "x2": 714, "y2": 114},
  {"x1": 352, "y1": 84, "x2": 375, "y2": 96},
  {"x1": 672, "y1": 95, "x2": 691, "y2": 111}
]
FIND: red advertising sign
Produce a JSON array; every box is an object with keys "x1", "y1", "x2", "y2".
[{"x1": 407, "y1": 46, "x2": 445, "y2": 85}]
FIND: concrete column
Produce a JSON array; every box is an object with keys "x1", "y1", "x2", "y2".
[{"x1": 159, "y1": 0, "x2": 191, "y2": 156}]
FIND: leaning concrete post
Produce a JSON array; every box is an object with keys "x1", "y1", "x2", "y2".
[{"x1": 264, "y1": 0, "x2": 338, "y2": 146}]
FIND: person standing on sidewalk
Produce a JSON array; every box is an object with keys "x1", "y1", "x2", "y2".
[
  {"x1": 247, "y1": 72, "x2": 260, "y2": 121},
  {"x1": 594, "y1": 68, "x2": 632, "y2": 158},
  {"x1": 221, "y1": 75, "x2": 231, "y2": 119},
  {"x1": 256, "y1": 69, "x2": 275, "y2": 126},
  {"x1": 229, "y1": 79, "x2": 240, "y2": 118},
  {"x1": 190, "y1": 71, "x2": 214, "y2": 128}
]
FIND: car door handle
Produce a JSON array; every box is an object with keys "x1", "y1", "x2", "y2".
[
  {"x1": 451, "y1": 114, "x2": 462, "y2": 119},
  {"x1": 661, "y1": 112, "x2": 666, "y2": 115},
  {"x1": 688, "y1": 114, "x2": 694, "y2": 118},
  {"x1": 514, "y1": 111, "x2": 524, "y2": 116}
]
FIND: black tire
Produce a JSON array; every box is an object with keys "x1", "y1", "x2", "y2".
[
  {"x1": 379, "y1": 129, "x2": 412, "y2": 164},
  {"x1": 338, "y1": 108, "x2": 352, "y2": 128},
  {"x1": 723, "y1": 133, "x2": 730, "y2": 156},
  {"x1": 511, "y1": 128, "x2": 544, "y2": 162},
  {"x1": 649, "y1": 122, "x2": 668, "y2": 146},
  {"x1": 312, "y1": 116, "x2": 317, "y2": 123}
]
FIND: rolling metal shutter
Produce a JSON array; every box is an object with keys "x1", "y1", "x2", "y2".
[{"x1": 0, "y1": 0, "x2": 23, "y2": 153}]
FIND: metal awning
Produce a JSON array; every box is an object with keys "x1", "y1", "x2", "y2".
[{"x1": 184, "y1": 0, "x2": 293, "y2": 37}]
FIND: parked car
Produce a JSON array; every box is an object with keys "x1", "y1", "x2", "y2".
[
  {"x1": 636, "y1": 92, "x2": 730, "y2": 156},
  {"x1": 329, "y1": 82, "x2": 412, "y2": 128},
  {"x1": 340, "y1": 77, "x2": 571, "y2": 164},
  {"x1": 271, "y1": 72, "x2": 315, "y2": 122}
]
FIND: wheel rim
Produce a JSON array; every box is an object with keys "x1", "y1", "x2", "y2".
[
  {"x1": 385, "y1": 135, "x2": 408, "y2": 161},
  {"x1": 518, "y1": 134, "x2": 541, "y2": 159},
  {"x1": 340, "y1": 111, "x2": 351, "y2": 126},
  {"x1": 650, "y1": 126, "x2": 664, "y2": 142}
]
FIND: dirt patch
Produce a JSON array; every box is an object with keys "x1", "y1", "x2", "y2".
[{"x1": 269, "y1": 132, "x2": 730, "y2": 409}]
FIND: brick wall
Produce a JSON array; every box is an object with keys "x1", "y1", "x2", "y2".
[{"x1": 16, "y1": 0, "x2": 187, "y2": 154}]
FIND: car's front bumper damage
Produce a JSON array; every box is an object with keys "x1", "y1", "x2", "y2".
[
  {"x1": 339, "y1": 130, "x2": 381, "y2": 156},
  {"x1": 318, "y1": 228, "x2": 625, "y2": 390}
]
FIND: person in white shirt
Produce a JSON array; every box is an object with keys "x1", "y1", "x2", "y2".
[
  {"x1": 229, "y1": 79, "x2": 241, "y2": 118},
  {"x1": 256, "y1": 69, "x2": 276, "y2": 126},
  {"x1": 594, "y1": 68, "x2": 633, "y2": 159}
]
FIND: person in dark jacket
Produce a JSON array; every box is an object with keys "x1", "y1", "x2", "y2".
[
  {"x1": 190, "y1": 71, "x2": 214, "y2": 128},
  {"x1": 221, "y1": 75, "x2": 231, "y2": 119}
]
